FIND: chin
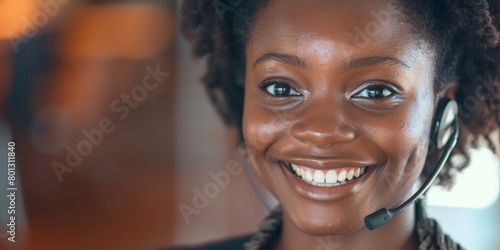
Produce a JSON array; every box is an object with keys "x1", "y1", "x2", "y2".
[{"x1": 282, "y1": 199, "x2": 366, "y2": 236}]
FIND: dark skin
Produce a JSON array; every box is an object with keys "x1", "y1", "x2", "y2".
[{"x1": 242, "y1": 0, "x2": 448, "y2": 249}]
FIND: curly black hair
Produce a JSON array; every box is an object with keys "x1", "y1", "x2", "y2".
[{"x1": 180, "y1": 0, "x2": 500, "y2": 187}]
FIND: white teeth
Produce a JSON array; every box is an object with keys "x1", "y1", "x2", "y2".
[
  {"x1": 313, "y1": 171, "x2": 325, "y2": 183},
  {"x1": 346, "y1": 169, "x2": 354, "y2": 180},
  {"x1": 305, "y1": 169, "x2": 314, "y2": 181},
  {"x1": 325, "y1": 170, "x2": 337, "y2": 184},
  {"x1": 337, "y1": 170, "x2": 347, "y2": 182},
  {"x1": 353, "y1": 168, "x2": 360, "y2": 178},
  {"x1": 288, "y1": 163, "x2": 370, "y2": 187},
  {"x1": 290, "y1": 164, "x2": 302, "y2": 176}
]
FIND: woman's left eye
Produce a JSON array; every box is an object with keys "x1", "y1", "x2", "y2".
[
  {"x1": 263, "y1": 81, "x2": 301, "y2": 97},
  {"x1": 354, "y1": 85, "x2": 398, "y2": 99}
]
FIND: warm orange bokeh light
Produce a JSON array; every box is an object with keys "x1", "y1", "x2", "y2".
[
  {"x1": 0, "y1": 0, "x2": 44, "y2": 38},
  {"x1": 58, "y1": 4, "x2": 175, "y2": 59}
]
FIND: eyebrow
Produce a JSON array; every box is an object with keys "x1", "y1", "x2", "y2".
[
  {"x1": 253, "y1": 53, "x2": 409, "y2": 70},
  {"x1": 253, "y1": 53, "x2": 307, "y2": 69},
  {"x1": 346, "y1": 56, "x2": 410, "y2": 69}
]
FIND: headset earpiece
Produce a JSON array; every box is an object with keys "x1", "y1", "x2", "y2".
[
  {"x1": 365, "y1": 98, "x2": 460, "y2": 230},
  {"x1": 432, "y1": 98, "x2": 458, "y2": 149}
]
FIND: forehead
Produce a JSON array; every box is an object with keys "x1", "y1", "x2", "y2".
[{"x1": 247, "y1": 0, "x2": 432, "y2": 67}]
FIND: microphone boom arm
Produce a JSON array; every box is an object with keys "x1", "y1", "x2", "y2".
[{"x1": 364, "y1": 120, "x2": 459, "y2": 230}]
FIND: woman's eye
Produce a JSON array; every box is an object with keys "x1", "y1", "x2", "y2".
[
  {"x1": 264, "y1": 82, "x2": 301, "y2": 96},
  {"x1": 355, "y1": 85, "x2": 397, "y2": 98}
]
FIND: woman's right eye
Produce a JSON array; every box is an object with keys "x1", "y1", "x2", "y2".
[{"x1": 262, "y1": 81, "x2": 301, "y2": 97}]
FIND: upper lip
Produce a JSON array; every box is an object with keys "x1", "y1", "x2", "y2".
[{"x1": 282, "y1": 159, "x2": 377, "y2": 170}]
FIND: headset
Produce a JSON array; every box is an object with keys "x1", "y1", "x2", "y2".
[
  {"x1": 243, "y1": 98, "x2": 460, "y2": 230},
  {"x1": 364, "y1": 98, "x2": 459, "y2": 230}
]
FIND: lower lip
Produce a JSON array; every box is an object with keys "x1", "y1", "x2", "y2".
[{"x1": 280, "y1": 162, "x2": 375, "y2": 202}]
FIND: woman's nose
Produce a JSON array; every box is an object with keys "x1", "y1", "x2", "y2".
[{"x1": 291, "y1": 104, "x2": 357, "y2": 149}]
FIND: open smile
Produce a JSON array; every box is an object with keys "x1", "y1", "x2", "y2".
[
  {"x1": 279, "y1": 161, "x2": 377, "y2": 201},
  {"x1": 287, "y1": 163, "x2": 370, "y2": 187}
]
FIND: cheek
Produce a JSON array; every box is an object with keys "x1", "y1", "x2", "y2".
[
  {"x1": 399, "y1": 91, "x2": 435, "y2": 158},
  {"x1": 241, "y1": 96, "x2": 288, "y2": 196},
  {"x1": 242, "y1": 104, "x2": 283, "y2": 154},
  {"x1": 242, "y1": 84, "x2": 290, "y2": 154},
  {"x1": 398, "y1": 102, "x2": 433, "y2": 172},
  {"x1": 373, "y1": 91, "x2": 435, "y2": 187}
]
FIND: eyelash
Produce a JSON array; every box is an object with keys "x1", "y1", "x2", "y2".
[
  {"x1": 258, "y1": 78, "x2": 401, "y2": 102},
  {"x1": 352, "y1": 82, "x2": 400, "y2": 99},
  {"x1": 259, "y1": 79, "x2": 302, "y2": 98}
]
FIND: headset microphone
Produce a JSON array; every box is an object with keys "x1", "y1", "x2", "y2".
[{"x1": 364, "y1": 98, "x2": 459, "y2": 230}]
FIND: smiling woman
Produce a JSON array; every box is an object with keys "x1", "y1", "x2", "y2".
[{"x1": 175, "y1": 0, "x2": 500, "y2": 249}]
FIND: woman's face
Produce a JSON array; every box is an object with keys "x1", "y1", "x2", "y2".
[{"x1": 243, "y1": 0, "x2": 437, "y2": 235}]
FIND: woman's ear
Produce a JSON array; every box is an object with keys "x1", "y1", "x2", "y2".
[{"x1": 439, "y1": 81, "x2": 458, "y2": 100}]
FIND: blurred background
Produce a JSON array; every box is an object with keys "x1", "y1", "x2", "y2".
[{"x1": 0, "y1": 1, "x2": 498, "y2": 249}]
